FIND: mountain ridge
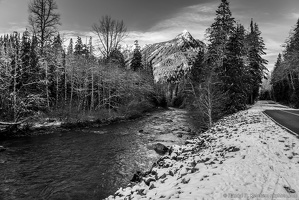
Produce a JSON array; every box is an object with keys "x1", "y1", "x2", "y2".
[{"x1": 124, "y1": 30, "x2": 204, "y2": 82}]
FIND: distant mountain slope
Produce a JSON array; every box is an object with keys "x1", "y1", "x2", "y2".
[
  {"x1": 125, "y1": 30, "x2": 205, "y2": 82},
  {"x1": 141, "y1": 30, "x2": 204, "y2": 67}
]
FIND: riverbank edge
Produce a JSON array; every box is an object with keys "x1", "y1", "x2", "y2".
[
  {"x1": 0, "y1": 106, "x2": 168, "y2": 139},
  {"x1": 105, "y1": 106, "x2": 253, "y2": 199},
  {"x1": 105, "y1": 101, "x2": 299, "y2": 199}
]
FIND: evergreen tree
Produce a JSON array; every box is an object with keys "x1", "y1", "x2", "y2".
[
  {"x1": 51, "y1": 33, "x2": 64, "y2": 107},
  {"x1": 206, "y1": 0, "x2": 235, "y2": 74},
  {"x1": 108, "y1": 48, "x2": 125, "y2": 67},
  {"x1": 223, "y1": 24, "x2": 248, "y2": 112},
  {"x1": 271, "y1": 19, "x2": 299, "y2": 107},
  {"x1": 271, "y1": 53, "x2": 286, "y2": 102},
  {"x1": 67, "y1": 38, "x2": 73, "y2": 55},
  {"x1": 65, "y1": 38, "x2": 75, "y2": 109},
  {"x1": 7, "y1": 32, "x2": 23, "y2": 120},
  {"x1": 130, "y1": 40, "x2": 142, "y2": 71},
  {"x1": 74, "y1": 36, "x2": 83, "y2": 55},
  {"x1": 29, "y1": 35, "x2": 40, "y2": 86},
  {"x1": 20, "y1": 29, "x2": 31, "y2": 88},
  {"x1": 246, "y1": 19, "x2": 268, "y2": 103},
  {"x1": 204, "y1": 0, "x2": 237, "y2": 115}
]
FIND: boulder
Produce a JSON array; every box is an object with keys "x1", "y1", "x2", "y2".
[
  {"x1": 153, "y1": 143, "x2": 169, "y2": 155},
  {"x1": 170, "y1": 152, "x2": 178, "y2": 160},
  {"x1": 144, "y1": 176, "x2": 156, "y2": 186},
  {"x1": 131, "y1": 171, "x2": 144, "y2": 182}
]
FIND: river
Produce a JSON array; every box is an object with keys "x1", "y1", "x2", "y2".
[{"x1": 0, "y1": 108, "x2": 200, "y2": 200}]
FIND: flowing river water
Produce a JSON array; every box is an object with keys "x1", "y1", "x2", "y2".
[{"x1": 0, "y1": 108, "x2": 200, "y2": 200}]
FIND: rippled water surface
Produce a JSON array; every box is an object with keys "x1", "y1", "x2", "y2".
[
  {"x1": 0, "y1": 120, "x2": 161, "y2": 200},
  {"x1": 0, "y1": 109, "x2": 199, "y2": 200}
]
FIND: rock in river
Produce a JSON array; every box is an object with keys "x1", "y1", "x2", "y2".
[{"x1": 153, "y1": 143, "x2": 169, "y2": 155}]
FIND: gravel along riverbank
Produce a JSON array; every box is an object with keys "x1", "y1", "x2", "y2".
[{"x1": 106, "y1": 101, "x2": 299, "y2": 200}]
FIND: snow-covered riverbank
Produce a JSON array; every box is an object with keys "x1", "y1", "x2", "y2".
[{"x1": 106, "y1": 101, "x2": 299, "y2": 199}]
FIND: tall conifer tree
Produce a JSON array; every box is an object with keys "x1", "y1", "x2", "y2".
[
  {"x1": 131, "y1": 40, "x2": 142, "y2": 71},
  {"x1": 247, "y1": 19, "x2": 268, "y2": 103},
  {"x1": 207, "y1": 0, "x2": 235, "y2": 74}
]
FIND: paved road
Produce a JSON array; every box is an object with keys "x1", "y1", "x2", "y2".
[{"x1": 264, "y1": 109, "x2": 299, "y2": 136}]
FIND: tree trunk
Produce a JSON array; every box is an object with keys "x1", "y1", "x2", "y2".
[
  {"x1": 69, "y1": 68, "x2": 74, "y2": 111},
  {"x1": 97, "y1": 75, "x2": 101, "y2": 110},
  {"x1": 90, "y1": 67, "x2": 94, "y2": 111},
  {"x1": 289, "y1": 72, "x2": 295, "y2": 91},
  {"x1": 167, "y1": 83, "x2": 172, "y2": 105},
  {"x1": 108, "y1": 83, "x2": 111, "y2": 117},
  {"x1": 13, "y1": 54, "x2": 17, "y2": 122},
  {"x1": 207, "y1": 77, "x2": 212, "y2": 128},
  {"x1": 56, "y1": 70, "x2": 59, "y2": 108},
  {"x1": 64, "y1": 67, "x2": 67, "y2": 106},
  {"x1": 45, "y1": 61, "x2": 50, "y2": 108}
]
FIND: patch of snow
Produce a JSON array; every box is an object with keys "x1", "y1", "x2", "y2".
[
  {"x1": 33, "y1": 120, "x2": 62, "y2": 128},
  {"x1": 106, "y1": 101, "x2": 299, "y2": 199}
]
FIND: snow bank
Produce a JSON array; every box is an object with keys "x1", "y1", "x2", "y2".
[{"x1": 106, "y1": 101, "x2": 299, "y2": 200}]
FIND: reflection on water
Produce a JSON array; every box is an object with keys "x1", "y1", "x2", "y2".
[{"x1": 0, "y1": 119, "x2": 160, "y2": 200}]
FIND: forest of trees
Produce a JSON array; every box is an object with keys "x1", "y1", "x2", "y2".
[
  {"x1": 270, "y1": 19, "x2": 299, "y2": 108},
  {"x1": 188, "y1": 0, "x2": 268, "y2": 127},
  {"x1": 0, "y1": 0, "x2": 268, "y2": 130},
  {"x1": 0, "y1": 0, "x2": 156, "y2": 125}
]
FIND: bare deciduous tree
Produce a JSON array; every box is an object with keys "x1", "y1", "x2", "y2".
[
  {"x1": 190, "y1": 73, "x2": 226, "y2": 128},
  {"x1": 92, "y1": 15, "x2": 127, "y2": 59},
  {"x1": 28, "y1": 0, "x2": 61, "y2": 55}
]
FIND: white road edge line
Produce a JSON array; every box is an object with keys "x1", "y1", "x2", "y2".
[
  {"x1": 262, "y1": 111, "x2": 299, "y2": 138},
  {"x1": 280, "y1": 110, "x2": 299, "y2": 117}
]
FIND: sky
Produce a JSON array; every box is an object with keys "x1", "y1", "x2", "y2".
[{"x1": 1, "y1": 0, "x2": 299, "y2": 71}]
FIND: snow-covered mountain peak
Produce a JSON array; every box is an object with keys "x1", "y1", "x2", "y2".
[
  {"x1": 124, "y1": 30, "x2": 205, "y2": 76},
  {"x1": 175, "y1": 30, "x2": 193, "y2": 41}
]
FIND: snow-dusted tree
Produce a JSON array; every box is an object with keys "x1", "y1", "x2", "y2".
[
  {"x1": 67, "y1": 38, "x2": 73, "y2": 55},
  {"x1": 130, "y1": 40, "x2": 142, "y2": 71},
  {"x1": 51, "y1": 33, "x2": 64, "y2": 108},
  {"x1": 20, "y1": 29, "x2": 31, "y2": 88},
  {"x1": 206, "y1": 0, "x2": 235, "y2": 74},
  {"x1": 271, "y1": 53, "x2": 285, "y2": 102},
  {"x1": 271, "y1": 19, "x2": 299, "y2": 107},
  {"x1": 189, "y1": 50, "x2": 227, "y2": 128},
  {"x1": 190, "y1": 0, "x2": 236, "y2": 121},
  {"x1": 92, "y1": 15, "x2": 127, "y2": 59},
  {"x1": 223, "y1": 24, "x2": 249, "y2": 112},
  {"x1": 10, "y1": 32, "x2": 23, "y2": 121},
  {"x1": 74, "y1": 36, "x2": 84, "y2": 55},
  {"x1": 65, "y1": 39, "x2": 75, "y2": 110},
  {"x1": 246, "y1": 19, "x2": 268, "y2": 104},
  {"x1": 107, "y1": 48, "x2": 125, "y2": 67},
  {"x1": 28, "y1": 0, "x2": 61, "y2": 56}
]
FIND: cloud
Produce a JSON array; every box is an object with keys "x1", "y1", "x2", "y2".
[
  {"x1": 150, "y1": 3, "x2": 217, "y2": 34},
  {"x1": 121, "y1": 2, "x2": 218, "y2": 47},
  {"x1": 286, "y1": 13, "x2": 299, "y2": 20},
  {"x1": 0, "y1": 25, "x2": 26, "y2": 36}
]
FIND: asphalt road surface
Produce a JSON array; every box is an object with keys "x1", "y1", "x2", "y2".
[{"x1": 264, "y1": 109, "x2": 299, "y2": 136}]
